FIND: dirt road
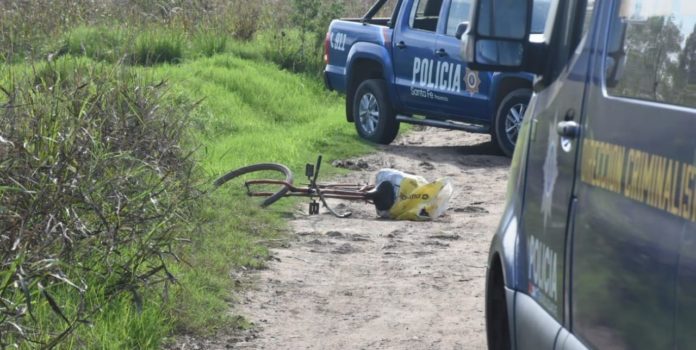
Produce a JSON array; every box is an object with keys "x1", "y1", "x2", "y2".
[{"x1": 180, "y1": 128, "x2": 511, "y2": 349}]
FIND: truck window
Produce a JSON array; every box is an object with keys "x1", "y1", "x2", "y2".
[
  {"x1": 409, "y1": 0, "x2": 443, "y2": 32},
  {"x1": 445, "y1": 0, "x2": 471, "y2": 36},
  {"x1": 606, "y1": 0, "x2": 696, "y2": 109}
]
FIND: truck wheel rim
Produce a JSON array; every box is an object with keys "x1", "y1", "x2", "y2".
[
  {"x1": 504, "y1": 103, "x2": 526, "y2": 145},
  {"x1": 358, "y1": 93, "x2": 379, "y2": 135}
]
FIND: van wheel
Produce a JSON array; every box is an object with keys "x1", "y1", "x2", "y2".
[
  {"x1": 486, "y1": 257, "x2": 512, "y2": 350},
  {"x1": 493, "y1": 89, "x2": 532, "y2": 157},
  {"x1": 353, "y1": 79, "x2": 399, "y2": 144}
]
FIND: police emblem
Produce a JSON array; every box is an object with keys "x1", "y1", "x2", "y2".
[{"x1": 465, "y1": 68, "x2": 481, "y2": 94}]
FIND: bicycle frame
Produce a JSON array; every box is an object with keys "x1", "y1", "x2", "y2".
[{"x1": 244, "y1": 180, "x2": 375, "y2": 201}]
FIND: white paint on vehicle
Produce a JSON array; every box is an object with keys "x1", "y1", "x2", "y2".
[
  {"x1": 528, "y1": 235, "x2": 558, "y2": 302},
  {"x1": 411, "y1": 57, "x2": 462, "y2": 93},
  {"x1": 330, "y1": 32, "x2": 347, "y2": 52},
  {"x1": 541, "y1": 115, "x2": 559, "y2": 225}
]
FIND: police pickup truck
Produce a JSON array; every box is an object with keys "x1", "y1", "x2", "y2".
[
  {"x1": 323, "y1": 0, "x2": 548, "y2": 156},
  {"x1": 464, "y1": 0, "x2": 696, "y2": 349}
]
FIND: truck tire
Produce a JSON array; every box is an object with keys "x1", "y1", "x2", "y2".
[
  {"x1": 352, "y1": 79, "x2": 400, "y2": 144},
  {"x1": 493, "y1": 89, "x2": 532, "y2": 157}
]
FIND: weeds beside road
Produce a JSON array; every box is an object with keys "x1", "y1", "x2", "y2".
[{"x1": 0, "y1": 0, "x2": 378, "y2": 348}]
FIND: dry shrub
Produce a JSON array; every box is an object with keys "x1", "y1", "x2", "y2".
[{"x1": 229, "y1": 0, "x2": 263, "y2": 41}]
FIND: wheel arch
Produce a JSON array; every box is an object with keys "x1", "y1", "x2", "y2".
[
  {"x1": 491, "y1": 74, "x2": 534, "y2": 112},
  {"x1": 345, "y1": 44, "x2": 397, "y2": 122}
]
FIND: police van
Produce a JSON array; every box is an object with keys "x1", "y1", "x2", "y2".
[{"x1": 463, "y1": 0, "x2": 696, "y2": 348}]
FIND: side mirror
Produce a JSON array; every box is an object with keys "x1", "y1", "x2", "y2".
[
  {"x1": 462, "y1": 0, "x2": 533, "y2": 71},
  {"x1": 606, "y1": 20, "x2": 628, "y2": 88},
  {"x1": 455, "y1": 22, "x2": 469, "y2": 40}
]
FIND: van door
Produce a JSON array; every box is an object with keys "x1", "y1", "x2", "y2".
[
  {"x1": 569, "y1": 1, "x2": 696, "y2": 349},
  {"x1": 392, "y1": 0, "x2": 443, "y2": 113},
  {"x1": 433, "y1": 0, "x2": 490, "y2": 121},
  {"x1": 516, "y1": 0, "x2": 596, "y2": 348}
]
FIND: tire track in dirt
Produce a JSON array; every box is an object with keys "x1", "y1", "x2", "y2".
[{"x1": 177, "y1": 128, "x2": 510, "y2": 349}]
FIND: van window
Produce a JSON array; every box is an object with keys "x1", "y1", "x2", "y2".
[
  {"x1": 606, "y1": 0, "x2": 696, "y2": 109},
  {"x1": 445, "y1": 0, "x2": 471, "y2": 36},
  {"x1": 410, "y1": 0, "x2": 443, "y2": 32}
]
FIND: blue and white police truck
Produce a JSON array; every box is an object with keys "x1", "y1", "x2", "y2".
[
  {"x1": 322, "y1": 0, "x2": 549, "y2": 156},
  {"x1": 464, "y1": 0, "x2": 696, "y2": 349}
]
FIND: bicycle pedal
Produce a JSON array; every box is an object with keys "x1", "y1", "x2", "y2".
[{"x1": 309, "y1": 200, "x2": 320, "y2": 215}]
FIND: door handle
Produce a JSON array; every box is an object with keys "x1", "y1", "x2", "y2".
[
  {"x1": 435, "y1": 48, "x2": 448, "y2": 57},
  {"x1": 557, "y1": 121, "x2": 580, "y2": 138},
  {"x1": 396, "y1": 41, "x2": 407, "y2": 49}
]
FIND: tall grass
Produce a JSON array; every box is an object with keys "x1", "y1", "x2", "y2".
[
  {"x1": 1, "y1": 0, "x2": 374, "y2": 75},
  {"x1": 134, "y1": 30, "x2": 185, "y2": 65},
  {"x1": 191, "y1": 31, "x2": 228, "y2": 58},
  {"x1": 0, "y1": 58, "x2": 198, "y2": 348},
  {"x1": 61, "y1": 26, "x2": 127, "y2": 63}
]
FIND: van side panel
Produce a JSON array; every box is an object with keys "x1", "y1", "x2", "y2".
[{"x1": 569, "y1": 0, "x2": 696, "y2": 348}]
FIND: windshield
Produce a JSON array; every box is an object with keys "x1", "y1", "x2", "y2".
[{"x1": 532, "y1": 0, "x2": 551, "y2": 33}]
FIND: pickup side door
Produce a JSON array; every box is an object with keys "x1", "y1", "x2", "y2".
[
  {"x1": 433, "y1": 0, "x2": 491, "y2": 122},
  {"x1": 569, "y1": 1, "x2": 696, "y2": 349},
  {"x1": 392, "y1": 0, "x2": 443, "y2": 114}
]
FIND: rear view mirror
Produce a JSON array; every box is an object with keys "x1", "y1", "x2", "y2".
[
  {"x1": 455, "y1": 22, "x2": 469, "y2": 40},
  {"x1": 606, "y1": 20, "x2": 628, "y2": 88},
  {"x1": 463, "y1": 0, "x2": 533, "y2": 71}
]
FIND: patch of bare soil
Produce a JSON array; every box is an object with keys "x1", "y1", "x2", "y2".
[{"x1": 173, "y1": 128, "x2": 510, "y2": 350}]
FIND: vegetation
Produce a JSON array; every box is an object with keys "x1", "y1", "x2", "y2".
[
  {"x1": 1, "y1": 58, "x2": 198, "y2": 348},
  {"x1": 0, "y1": 0, "x2": 378, "y2": 348}
]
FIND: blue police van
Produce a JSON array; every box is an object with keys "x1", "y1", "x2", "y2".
[
  {"x1": 323, "y1": 0, "x2": 549, "y2": 156},
  {"x1": 464, "y1": 0, "x2": 696, "y2": 348}
]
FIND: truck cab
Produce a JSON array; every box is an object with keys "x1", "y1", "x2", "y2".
[
  {"x1": 464, "y1": 0, "x2": 696, "y2": 349},
  {"x1": 324, "y1": 0, "x2": 548, "y2": 156}
]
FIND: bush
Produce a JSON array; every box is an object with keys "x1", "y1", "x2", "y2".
[
  {"x1": 134, "y1": 30, "x2": 184, "y2": 65},
  {"x1": 191, "y1": 31, "x2": 228, "y2": 58},
  {"x1": 0, "y1": 58, "x2": 198, "y2": 347},
  {"x1": 61, "y1": 26, "x2": 127, "y2": 62},
  {"x1": 230, "y1": 0, "x2": 263, "y2": 41}
]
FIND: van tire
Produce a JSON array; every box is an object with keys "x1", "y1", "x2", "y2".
[
  {"x1": 486, "y1": 257, "x2": 512, "y2": 350},
  {"x1": 493, "y1": 89, "x2": 532, "y2": 157},
  {"x1": 352, "y1": 79, "x2": 400, "y2": 144}
]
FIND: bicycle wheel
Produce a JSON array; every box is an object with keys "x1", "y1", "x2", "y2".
[{"x1": 214, "y1": 163, "x2": 293, "y2": 208}]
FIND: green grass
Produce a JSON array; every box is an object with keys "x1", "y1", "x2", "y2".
[
  {"x1": 134, "y1": 29, "x2": 185, "y2": 65},
  {"x1": 60, "y1": 26, "x2": 127, "y2": 62},
  {"x1": 0, "y1": 57, "x2": 198, "y2": 349},
  {"x1": 191, "y1": 31, "x2": 228, "y2": 58},
  {"x1": 2, "y1": 1, "x2": 378, "y2": 347},
  {"x1": 1, "y1": 31, "x2": 373, "y2": 348},
  {"x1": 24, "y1": 285, "x2": 172, "y2": 349},
  {"x1": 148, "y1": 54, "x2": 373, "y2": 336},
  {"x1": 146, "y1": 54, "x2": 370, "y2": 173}
]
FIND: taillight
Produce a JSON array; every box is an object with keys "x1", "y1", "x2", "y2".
[{"x1": 324, "y1": 32, "x2": 330, "y2": 64}]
